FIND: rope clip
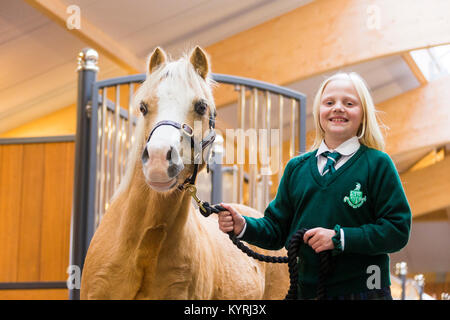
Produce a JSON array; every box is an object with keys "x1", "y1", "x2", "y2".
[{"x1": 185, "y1": 184, "x2": 207, "y2": 213}]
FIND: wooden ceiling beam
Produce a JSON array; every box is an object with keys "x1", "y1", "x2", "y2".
[
  {"x1": 402, "y1": 52, "x2": 428, "y2": 86},
  {"x1": 379, "y1": 75, "x2": 450, "y2": 157},
  {"x1": 24, "y1": 0, "x2": 144, "y2": 73},
  {"x1": 400, "y1": 156, "x2": 450, "y2": 218},
  {"x1": 207, "y1": 0, "x2": 450, "y2": 108}
]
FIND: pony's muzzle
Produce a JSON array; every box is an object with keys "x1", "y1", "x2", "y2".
[{"x1": 142, "y1": 143, "x2": 184, "y2": 181}]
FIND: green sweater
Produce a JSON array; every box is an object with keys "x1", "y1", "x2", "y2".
[{"x1": 241, "y1": 144, "x2": 411, "y2": 299}]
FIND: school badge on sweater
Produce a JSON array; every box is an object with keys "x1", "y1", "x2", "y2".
[{"x1": 344, "y1": 182, "x2": 367, "y2": 208}]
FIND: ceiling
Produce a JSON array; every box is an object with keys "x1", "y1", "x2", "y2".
[
  {"x1": 0, "y1": 0, "x2": 312, "y2": 134},
  {"x1": 0, "y1": 0, "x2": 437, "y2": 170}
]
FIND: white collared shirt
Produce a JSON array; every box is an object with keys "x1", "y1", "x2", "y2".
[{"x1": 316, "y1": 136, "x2": 361, "y2": 176}]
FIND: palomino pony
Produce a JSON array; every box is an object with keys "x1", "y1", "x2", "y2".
[{"x1": 80, "y1": 46, "x2": 289, "y2": 299}]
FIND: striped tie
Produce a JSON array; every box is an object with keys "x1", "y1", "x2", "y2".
[{"x1": 322, "y1": 151, "x2": 342, "y2": 176}]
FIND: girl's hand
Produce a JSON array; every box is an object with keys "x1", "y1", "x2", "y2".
[
  {"x1": 218, "y1": 203, "x2": 246, "y2": 236},
  {"x1": 303, "y1": 227, "x2": 336, "y2": 253}
]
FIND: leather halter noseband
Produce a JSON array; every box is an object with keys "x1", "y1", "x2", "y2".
[{"x1": 143, "y1": 117, "x2": 216, "y2": 190}]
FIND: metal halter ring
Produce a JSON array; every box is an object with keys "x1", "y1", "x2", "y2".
[{"x1": 181, "y1": 123, "x2": 193, "y2": 137}]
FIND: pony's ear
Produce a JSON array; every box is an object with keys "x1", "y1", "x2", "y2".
[
  {"x1": 189, "y1": 46, "x2": 210, "y2": 79},
  {"x1": 147, "y1": 47, "x2": 167, "y2": 74}
]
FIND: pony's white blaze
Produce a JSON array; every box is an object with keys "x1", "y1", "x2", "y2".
[{"x1": 142, "y1": 61, "x2": 199, "y2": 190}]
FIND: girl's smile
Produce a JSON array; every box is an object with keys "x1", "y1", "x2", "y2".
[{"x1": 319, "y1": 79, "x2": 363, "y2": 148}]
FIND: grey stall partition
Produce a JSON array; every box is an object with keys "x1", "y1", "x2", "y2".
[{"x1": 69, "y1": 48, "x2": 306, "y2": 299}]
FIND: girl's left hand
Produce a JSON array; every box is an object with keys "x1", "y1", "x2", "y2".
[{"x1": 303, "y1": 227, "x2": 336, "y2": 253}]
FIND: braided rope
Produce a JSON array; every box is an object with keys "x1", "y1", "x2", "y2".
[{"x1": 200, "y1": 203, "x2": 334, "y2": 300}]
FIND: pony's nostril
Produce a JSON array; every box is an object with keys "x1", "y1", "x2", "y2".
[
  {"x1": 142, "y1": 147, "x2": 149, "y2": 164},
  {"x1": 166, "y1": 147, "x2": 172, "y2": 161},
  {"x1": 168, "y1": 163, "x2": 183, "y2": 178}
]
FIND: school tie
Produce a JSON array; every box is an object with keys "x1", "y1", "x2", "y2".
[{"x1": 322, "y1": 151, "x2": 342, "y2": 176}]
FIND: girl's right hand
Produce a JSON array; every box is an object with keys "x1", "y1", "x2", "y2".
[{"x1": 218, "y1": 203, "x2": 246, "y2": 236}]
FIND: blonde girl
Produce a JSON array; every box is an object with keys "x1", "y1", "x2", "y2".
[{"x1": 218, "y1": 72, "x2": 411, "y2": 300}]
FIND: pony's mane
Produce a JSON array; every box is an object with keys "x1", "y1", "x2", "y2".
[{"x1": 110, "y1": 50, "x2": 216, "y2": 202}]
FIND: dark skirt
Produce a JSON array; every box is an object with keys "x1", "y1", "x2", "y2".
[{"x1": 325, "y1": 286, "x2": 393, "y2": 300}]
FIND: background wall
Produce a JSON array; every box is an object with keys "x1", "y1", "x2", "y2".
[{"x1": 0, "y1": 140, "x2": 74, "y2": 299}]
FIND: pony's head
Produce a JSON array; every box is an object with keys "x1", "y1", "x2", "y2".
[{"x1": 133, "y1": 46, "x2": 216, "y2": 193}]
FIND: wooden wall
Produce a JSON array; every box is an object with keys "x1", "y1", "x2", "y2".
[{"x1": 0, "y1": 140, "x2": 75, "y2": 299}]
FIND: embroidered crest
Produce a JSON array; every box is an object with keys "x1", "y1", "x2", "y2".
[{"x1": 343, "y1": 182, "x2": 366, "y2": 209}]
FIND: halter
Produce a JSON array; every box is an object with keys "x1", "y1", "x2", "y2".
[{"x1": 143, "y1": 114, "x2": 216, "y2": 191}]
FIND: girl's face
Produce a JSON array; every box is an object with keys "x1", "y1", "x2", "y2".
[{"x1": 319, "y1": 79, "x2": 363, "y2": 145}]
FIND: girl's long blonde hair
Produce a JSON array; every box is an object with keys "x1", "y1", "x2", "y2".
[{"x1": 310, "y1": 72, "x2": 386, "y2": 151}]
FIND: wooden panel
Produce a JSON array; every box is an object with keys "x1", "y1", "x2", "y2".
[
  {"x1": 400, "y1": 157, "x2": 450, "y2": 218},
  {"x1": 60, "y1": 143, "x2": 75, "y2": 280},
  {"x1": 0, "y1": 141, "x2": 75, "y2": 292},
  {"x1": 16, "y1": 144, "x2": 45, "y2": 281},
  {"x1": 0, "y1": 289, "x2": 68, "y2": 300},
  {"x1": 0, "y1": 145, "x2": 24, "y2": 281},
  {"x1": 40, "y1": 142, "x2": 74, "y2": 281}
]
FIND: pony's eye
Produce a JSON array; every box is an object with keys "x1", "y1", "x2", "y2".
[
  {"x1": 194, "y1": 100, "x2": 207, "y2": 115},
  {"x1": 140, "y1": 101, "x2": 148, "y2": 115}
]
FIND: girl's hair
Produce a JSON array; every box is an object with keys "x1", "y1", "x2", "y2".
[{"x1": 310, "y1": 72, "x2": 386, "y2": 151}]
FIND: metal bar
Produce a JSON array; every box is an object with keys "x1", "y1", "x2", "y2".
[
  {"x1": 95, "y1": 73, "x2": 306, "y2": 102},
  {"x1": 98, "y1": 88, "x2": 107, "y2": 225},
  {"x1": 237, "y1": 86, "x2": 245, "y2": 204},
  {"x1": 113, "y1": 86, "x2": 121, "y2": 190},
  {"x1": 0, "y1": 135, "x2": 75, "y2": 145},
  {"x1": 105, "y1": 108, "x2": 112, "y2": 210},
  {"x1": 299, "y1": 95, "x2": 306, "y2": 154},
  {"x1": 94, "y1": 91, "x2": 102, "y2": 229},
  {"x1": 289, "y1": 99, "x2": 296, "y2": 158},
  {"x1": 262, "y1": 91, "x2": 271, "y2": 207},
  {"x1": 278, "y1": 95, "x2": 284, "y2": 184},
  {"x1": 249, "y1": 88, "x2": 258, "y2": 208},
  {"x1": 97, "y1": 93, "x2": 136, "y2": 124},
  {"x1": 96, "y1": 74, "x2": 145, "y2": 88},
  {"x1": 119, "y1": 117, "x2": 124, "y2": 180},
  {"x1": 0, "y1": 282, "x2": 67, "y2": 290},
  {"x1": 70, "y1": 48, "x2": 99, "y2": 300},
  {"x1": 212, "y1": 73, "x2": 306, "y2": 101},
  {"x1": 84, "y1": 78, "x2": 100, "y2": 284},
  {"x1": 128, "y1": 83, "x2": 134, "y2": 167}
]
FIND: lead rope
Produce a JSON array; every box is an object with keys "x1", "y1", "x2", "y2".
[{"x1": 185, "y1": 184, "x2": 334, "y2": 300}]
